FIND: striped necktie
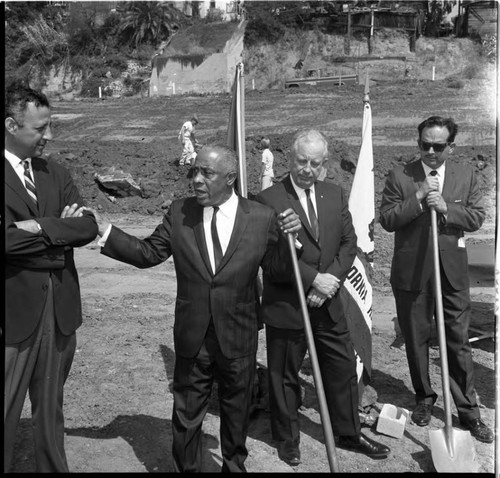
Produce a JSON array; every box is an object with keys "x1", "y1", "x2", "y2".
[{"x1": 23, "y1": 160, "x2": 38, "y2": 206}]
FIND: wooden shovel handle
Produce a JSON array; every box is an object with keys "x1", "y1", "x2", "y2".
[{"x1": 286, "y1": 233, "x2": 340, "y2": 472}]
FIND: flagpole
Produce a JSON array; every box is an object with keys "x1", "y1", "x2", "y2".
[
  {"x1": 237, "y1": 63, "x2": 247, "y2": 198},
  {"x1": 227, "y1": 62, "x2": 248, "y2": 198},
  {"x1": 363, "y1": 70, "x2": 370, "y2": 104}
]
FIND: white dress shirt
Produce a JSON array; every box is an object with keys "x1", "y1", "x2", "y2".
[
  {"x1": 204, "y1": 191, "x2": 238, "y2": 273},
  {"x1": 5, "y1": 150, "x2": 33, "y2": 187},
  {"x1": 289, "y1": 175, "x2": 318, "y2": 224},
  {"x1": 421, "y1": 161, "x2": 445, "y2": 193}
]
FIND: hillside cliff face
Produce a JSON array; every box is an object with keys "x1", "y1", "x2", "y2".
[{"x1": 243, "y1": 29, "x2": 492, "y2": 90}]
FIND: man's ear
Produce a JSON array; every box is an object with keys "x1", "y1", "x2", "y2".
[
  {"x1": 5, "y1": 117, "x2": 18, "y2": 135},
  {"x1": 227, "y1": 171, "x2": 237, "y2": 186}
]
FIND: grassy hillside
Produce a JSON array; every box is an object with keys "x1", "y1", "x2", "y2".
[{"x1": 164, "y1": 21, "x2": 241, "y2": 56}]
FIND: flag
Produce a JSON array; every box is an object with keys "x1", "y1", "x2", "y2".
[
  {"x1": 227, "y1": 62, "x2": 247, "y2": 198},
  {"x1": 339, "y1": 75, "x2": 374, "y2": 402}
]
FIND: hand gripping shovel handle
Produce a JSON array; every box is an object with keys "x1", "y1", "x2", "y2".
[
  {"x1": 430, "y1": 208, "x2": 453, "y2": 443},
  {"x1": 286, "y1": 233, "x2": 340, "y2": 472}
]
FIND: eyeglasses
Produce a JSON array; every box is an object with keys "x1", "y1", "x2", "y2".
[{"x1": 419, "y1": 141, "x2": 449, "y2": 153}]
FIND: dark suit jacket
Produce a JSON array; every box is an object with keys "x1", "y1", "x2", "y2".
[
  {"x1": 256, "y1": 175, "x2": 357, "y2": 329},
  {"x1": 5, "y1": 156, "x2": 98, "y2": 345},
  {"x1": 101, "y1": 195, "x2": 293, "y2": 359},
  {"x1": 379, "y1": 159, "x2": 485, "y2": 292}
]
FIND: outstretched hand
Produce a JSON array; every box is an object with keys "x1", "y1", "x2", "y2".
[{"x1": 82, "y1": 207, "x2": 111, "y2": 237}]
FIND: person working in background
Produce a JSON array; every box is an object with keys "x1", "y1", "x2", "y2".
[
  {"x1": 178, "y1": 113, "x2": 200, "y2": 166},
  {"x1": 91, "y1": 144, "x2": 302, "y2": 472},
  {"x1": 257, "y1": 129, "x2": 390, "y2": 467},
  {"x1": 260, "y1": 137, "x2": 274, "y2": 191},
  {"x1": 4, "y1": 83, "x2": 98, "y2": 472},
  {"x1": 379, "y1": 116, "x2": 493, "y2": 443}
]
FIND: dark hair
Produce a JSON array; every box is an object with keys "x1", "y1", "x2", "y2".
[
  {"x1": 417, "y1": 116, "x2": 458, "y2": 143},
  {"x1": 5, "y1": 83, "x2": 50, "y2": 126}
]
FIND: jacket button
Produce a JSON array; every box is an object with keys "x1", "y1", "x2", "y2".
[{"x1": 42, "y1": 284, "x2": 48, "y2": 291}]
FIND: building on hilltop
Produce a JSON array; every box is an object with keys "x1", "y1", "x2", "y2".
[
  {"x1": 171, "y1": 1, "x2": 244, "y2": 21},
  {"x1": 149, "y1": 19, "x2": 246, "y2": 96}
]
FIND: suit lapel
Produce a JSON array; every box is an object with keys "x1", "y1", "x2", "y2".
[
  {"x1": 441, "y1": 162, "x2": 456, "y2": 199},
  {"x1": 4, "y1": 158, "x2": 39, "y2": 216},
  {"x1": 412, "y1": 160, "x2": 427, "y2": 189},
  {"x1": 31, "y1": 157, "x2": 47, "y2": 216},
  {"x1": 314, "y1": 181, "x2": 326, "y2": 244},
  {"x1": 191, "y1": 202, "x2": 214, "y2": 276}
]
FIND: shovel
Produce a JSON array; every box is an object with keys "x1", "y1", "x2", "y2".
[
  {"x1": 286, "y1": 233, "x2": 340, "y2": 472},
  {"x1": 428, "y1": 207, "x2": 478, "y2": 472}
]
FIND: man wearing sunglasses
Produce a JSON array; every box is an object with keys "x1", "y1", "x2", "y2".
[{"x1": 379, "y1": 116, "x2": 493, "y2": 444}]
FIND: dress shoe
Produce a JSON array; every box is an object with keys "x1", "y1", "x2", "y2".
[
  {"x1": 411, "y1": 402, "x2": 433, "y2": 426},
  {"x1": 337, "y1": 434, "x2": 390, "y2": 458},
  {"x1": 277, "y1": 440, "x2": 301, "y2": 466},
  {"x1": 459, "y1": 418, "x2": 494, "y2": 444}
]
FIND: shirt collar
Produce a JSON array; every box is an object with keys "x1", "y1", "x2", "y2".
[
  {"x1": 421, "y1": 160, "x2": 445, "y2": 177},
  {"x1": 209, "y1": 190, "x2": 238, "y2": 218},
  {"x1": 5, "y1": 149, "x2": 28, "y2": 169},
  {"x1": 290, "y1": 174, "x2": 316, "y2": 197}
]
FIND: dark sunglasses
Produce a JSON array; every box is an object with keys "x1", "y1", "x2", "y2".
[{"x1": 419, "y1": 141, "x2": 449, "y2": 153}]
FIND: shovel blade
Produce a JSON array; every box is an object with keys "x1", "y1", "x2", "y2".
[{"x1": 429, "y1": 427, "x2": 479, "y2": 473}]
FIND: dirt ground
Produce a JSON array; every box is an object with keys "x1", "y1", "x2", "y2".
[{"x1": 11, "y1": 76, "x2": 497, "y2": 473}]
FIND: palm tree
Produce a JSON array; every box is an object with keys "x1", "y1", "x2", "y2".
[{"x1": 117, "y1": 1, "x2": 186, "y2": 49}]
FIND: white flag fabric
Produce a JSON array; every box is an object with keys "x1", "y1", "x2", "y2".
[
  {"x1": 339, "y1": 102, "x2": 374, "y2": 397},
  {"x1": 227, "y1": 62, "x2": 247, "y2": 198}
]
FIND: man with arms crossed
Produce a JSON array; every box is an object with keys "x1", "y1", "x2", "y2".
[{"x1": 5, "y1": 83, "x2": 97, "y2": 472}]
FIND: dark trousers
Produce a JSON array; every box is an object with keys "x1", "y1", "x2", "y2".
[
  {"x1": 393, "y1": 270, "x2": 479, "y2": 420},
  {"x1": 172, "y1": 321, "x2": 256, "y2": 472},
  {"x1": 266, "y1": 306, "x2": 360, "y2": 443},
  {"x1": 4, "y1": 279, "x2": 76, "y2": 472}
]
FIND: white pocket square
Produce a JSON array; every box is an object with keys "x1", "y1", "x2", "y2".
[{"x1": 454, "y1": 199, "x2": 462, "y2": 203}]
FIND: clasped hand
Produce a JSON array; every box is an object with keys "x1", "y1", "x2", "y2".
[
  {"x1": 417, "y1": 177, "x2": 447, "y2": 214},
  {"x1": 278, "y1": 208, "x2": 301, "y2": 235},
  {"x1": 307, "y1": 272, "x2": 340, "y2": 308},
  {"x1": 425, "y1": 191, "x2": 447, "y2": 214}
]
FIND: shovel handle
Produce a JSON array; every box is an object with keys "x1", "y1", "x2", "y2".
[
  {"x1": 430, "y1": 208, "x2": 453, "y2": 433},
  {"x1": 286, "y1": 233, "x2": 340, "y2": 473}
]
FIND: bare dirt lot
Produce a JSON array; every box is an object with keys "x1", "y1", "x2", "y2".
[{"x1": 11, "y1": 77, "x2": 496, "y2": 473}]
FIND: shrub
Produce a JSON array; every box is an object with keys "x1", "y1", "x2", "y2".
[
  {"x1": 446, "y1": 78, "x2": 465, "y2": 89},
  {"x1": 80, "y1": 76, "x2": 109, "y2": 98},
  {"x1": 204, "y1": 8, "x2": 225, "y2": 23}
]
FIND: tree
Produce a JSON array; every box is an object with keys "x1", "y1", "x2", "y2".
[
  {"x1": 116, "y1": 1, "x2": 188, "y2": 49},
  {"x1": 424, "y1": 0, "x2": 456, "y2": 37}
]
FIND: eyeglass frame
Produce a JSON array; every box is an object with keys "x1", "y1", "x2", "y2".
[{"x1": 418, "y1": 140, "x2": 452, "y2": 153}]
